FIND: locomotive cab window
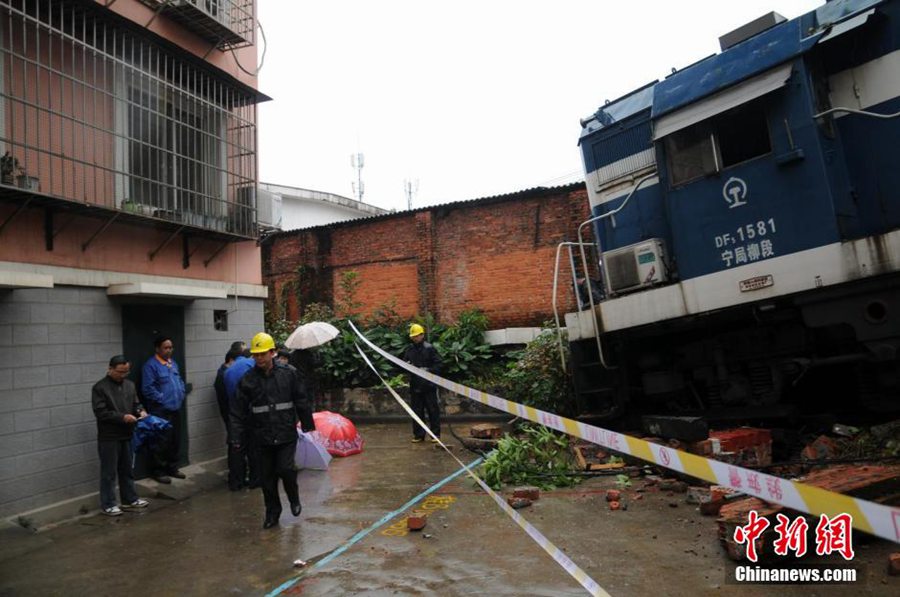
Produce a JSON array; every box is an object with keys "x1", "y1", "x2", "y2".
[{"x1": 664, "y1": 99, "x2": 772, "y2": 186}]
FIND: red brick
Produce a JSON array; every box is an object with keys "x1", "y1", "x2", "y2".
[
  {"x1": 263, "y1": 185, "x2": 591, "y2": 327},
  {"x1": 507, "y1": 497, "x2": 532, "y2": 509},
  {"x1": 407, "y1": 515, "x2": 427, "y2": 531},
  {"x1": 513, "y1": 486, "x2": 540, "y2": 501},
  {"x1": 606, "y1": 489, "x2": 620, "y2": 502},
  {"x1": 889, "y1": 553, "x2": 900, "y2": 576}
]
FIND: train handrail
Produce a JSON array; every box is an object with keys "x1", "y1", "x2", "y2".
[
  {"x1": 551, "y1": 241, "x2": 595, "y2": 371},
  {"x1": 813, "y1": 106, "x2": 900, "y2": 120},
  {"x1": 576, "y1": 173, "x2": 658, "y2": 370}
]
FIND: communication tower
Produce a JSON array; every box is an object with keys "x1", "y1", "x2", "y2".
[{"x1": 350, "y1": 152, "x2": 365, "y2": 202}]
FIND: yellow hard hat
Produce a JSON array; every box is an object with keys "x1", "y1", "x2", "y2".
[
  {"x1": 250, "y1": 332, "x2": 276, "y2": 354},
  {"x1": 409, "y1": 323, "x2": 425, "y2": 338}
]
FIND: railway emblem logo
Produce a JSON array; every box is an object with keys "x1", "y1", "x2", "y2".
[{"x1": 723, "y1": 177, "x2": 748, "y2": 209}]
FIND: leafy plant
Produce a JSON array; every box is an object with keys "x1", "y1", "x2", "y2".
[
  {"x1": 432, "y1": 309, "x2": 493, "y2": 378},
  {"x1": 615, "y1": 474, "x2": 632, "y2": 489},
  {"x1": 334, "y1": 270, "x2": 363, "y2": 319},
  {"x1": 264, "y1": 272, "x2": 499, "y2": 390},
  {"x1": 499, "y1": 327, "x2": 574, "y2": 415},
  {"x1": 479, "y1": 424, "x2": 582, "y2": 490}
]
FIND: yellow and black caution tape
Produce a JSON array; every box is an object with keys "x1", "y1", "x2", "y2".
[{"x1": 350, "y1": 321, "x2": 900, "y2": 546}]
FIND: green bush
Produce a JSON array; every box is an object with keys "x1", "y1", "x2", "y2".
[
  {"x1": 265, "y1": 270, "x2": 497, "y2": 389},
  {"x1": 498, "y1": 327, "x2": 574, "y2": 415},
  {"x1": 479, "y1": 424, "x2": 582, "y2": 490},
  {"x1": 264, "y1": 270, "x2": 575, "y2": 417}
]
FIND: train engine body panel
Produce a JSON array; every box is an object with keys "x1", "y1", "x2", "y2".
[{"x1": 569, "y1": 0, "x2": 900, "y2": 420}]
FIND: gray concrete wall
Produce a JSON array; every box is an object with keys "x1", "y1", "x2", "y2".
[
  {"x1": 0, "y1": 287, "x2": 264, "y2": 519},
  {"x1": 183, "y1": 296, "x2": 264, "y2": 464}
]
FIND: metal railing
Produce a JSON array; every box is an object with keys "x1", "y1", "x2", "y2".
[
  {"x1": 564, "y1": 173, "x2": 658, "y2": 370},
  {"x1": 0, "y1": 0, "x2": 259, "y2": 238},
  {"x1": 551, "y1": 241, "x2": 595, "y2": 371},
  {"x1": 140, "y1": 0, "x2": 256, "y2": 49}
]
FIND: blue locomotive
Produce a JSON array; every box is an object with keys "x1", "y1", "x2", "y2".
[{"x1": 565, "y1": 0, "x2": 900, "y2": 422}]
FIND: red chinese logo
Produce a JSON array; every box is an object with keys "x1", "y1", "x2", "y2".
[
  {"x1": 737, "y1": 511, "x2": 856, "y2": 562},
  {"x1": 815, "y1": 513, "x2": 855, "y2": 560},
  {"x1": 733, "y1": 510, "x2": 770, "y2": 562},
  {"x1": 772, "y1": 513, "x2": 808, "y2": 557}
]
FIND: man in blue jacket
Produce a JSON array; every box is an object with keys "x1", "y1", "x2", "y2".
[{"x1": 141, "y1": 336, "x2": 186, "y2": 484}]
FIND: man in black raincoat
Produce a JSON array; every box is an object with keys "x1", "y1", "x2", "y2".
[
  {"x1": 402, "y1": 323, "x2": 442, "y2": 443},
  {"x1": 230, "y1": 332, "x2": 315, "y2": 529}
]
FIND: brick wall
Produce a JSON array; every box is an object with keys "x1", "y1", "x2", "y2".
[{"x1": 263, "y1": 183, "x2": 591, "y2": 328}]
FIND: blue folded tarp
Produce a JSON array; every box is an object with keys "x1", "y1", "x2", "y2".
[{"x1": 133, "y1": 415, "x2": 172, "y2": 453}]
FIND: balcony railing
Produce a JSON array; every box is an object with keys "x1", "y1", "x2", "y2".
[
  {"x1": 0, "y1": 0, "x2": 259, "y2": 239},
  {"x1": 140, "y1": 0, "x2": 255, "y2": 49}
]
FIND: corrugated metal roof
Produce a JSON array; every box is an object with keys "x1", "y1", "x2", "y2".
[{"x1": 269, "y1": 181, "x2": 587, "y2": 237}]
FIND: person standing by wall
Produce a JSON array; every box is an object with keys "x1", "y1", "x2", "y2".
[
  {"x1": 403, "y1": 323, "x2": 442, "y2": 443},
  {"x1": 214, "y1": 347, "x2": 241, "y2": 427},
  {"x1": 230, "y1": 332, "x2": 315, "y2": 529},
  {"x1": 141, "y1": 336, "x2": 186, "y2": 484},
  {"x1": 91, "y1": 355, "x2": 150, "y2": 516},
  {"x1": 224, "y1": 348, "x2": 258, "y2": 491},
  {"x1": 289, "y1": 347, "x2": 323, "y2": 410}
]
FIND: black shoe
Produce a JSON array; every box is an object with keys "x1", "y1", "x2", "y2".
[
  {"x1": 290, "y1": 502, "x2": 302, "y2": 517},
  {"x1": 263, "y1": 516, "x2": 279, "y2": 529},
  {"x1": 168, "y1": 470, "x2": 186, "y2": 479},
  {"x1": 152, "y1": 474, "x2": 172, "y2": 484}
]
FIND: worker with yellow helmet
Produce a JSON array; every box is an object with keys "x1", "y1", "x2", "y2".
[
  {"x1": 402, "y1": 323, "x2": 442, "y2": 443},
  {"x1": 230, "y1": 332, "x2": 315, "y2": 529}
]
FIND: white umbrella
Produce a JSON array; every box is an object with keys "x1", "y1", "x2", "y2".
[
  {"x1": 285, "y1": 321, "x2": 340, "y2": 349},
  {"x1": 294, "y1": 429, "x2": 332, "y2": 470}
]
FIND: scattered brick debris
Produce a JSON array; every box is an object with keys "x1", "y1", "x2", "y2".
[
  {"x1": 507, "y1": 497, "x2": 532, "y2": 509},
  {"x1": 513, "y1": 486, "x2": 540, "y2": 501},
  {"x1": 407, "y1": 515, "x2": 427, "y2": 531},
  {"x1": 801, "y1": 435, "x2": 840, "y2": 461},
  {"x1": 889, "y1": 553, "x2": 900, "y2": 576}
]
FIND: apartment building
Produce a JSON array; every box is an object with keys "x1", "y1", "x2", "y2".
[{"x1": 0, "y1": 0, "x2": 268, "y2": 519}]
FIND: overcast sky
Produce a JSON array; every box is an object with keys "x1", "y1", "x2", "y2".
[{"x1": 257, "y1": 0, "x2": 823, "y2": 212}]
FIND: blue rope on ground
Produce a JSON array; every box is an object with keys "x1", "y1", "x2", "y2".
[{"x1": 266, "y1": 456, "x2": 484, "y2": 597}]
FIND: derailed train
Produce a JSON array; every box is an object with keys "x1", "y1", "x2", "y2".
[{"x1": 564, "y1": 0, "x2": 900, "y2": 422}]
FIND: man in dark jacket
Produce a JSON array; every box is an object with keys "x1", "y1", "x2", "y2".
[
  {"x1": 141, "y1": 335, "x2": 186, "y2": 484},
  {"x1": 91, "y1": 355, "x2": 150, "y2": 516},
  {"x1": 230, "y1": 332, "x2": 315, "y2": 529},
  {"x1": 214, "y1": 347, "x2": 241, "y2": 426},
  {"x1": 224, "y1": 350, "x2": 259, "y2": 491},
  {"x1": 402, "y1": 323, "x2": 442, "y2": 443}
]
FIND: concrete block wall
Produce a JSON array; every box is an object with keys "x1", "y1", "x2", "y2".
[
  {"x1": 0, "y1": 286, "x2": 121, "y2": 519},
  {"x1": 263, "y1": 183, "x2": 591, "y2": 328},
  {"x1": 183, "y1": 297, "x2": 264, "y2": 464},
  {"x1": 0, "y1": 287, "x2": 265, "y2": 519}
]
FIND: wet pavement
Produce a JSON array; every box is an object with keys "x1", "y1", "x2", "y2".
[{"x1": 0, "y1": 422, "x2": 897, "y2": 596}]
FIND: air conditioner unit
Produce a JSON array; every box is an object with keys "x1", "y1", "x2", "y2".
[
  {"x1": 140, "y1": 0, "x2": 250, "y2": 46},
  {"x1": 256, "y1": 186, "x2": 282, "y2": 230},
  {"x1": 602, "y1": 238, "x2": 667, "y2": 295},
  {"x1": 172, "y1": 0, "x2": 231, "y2": 28}
]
